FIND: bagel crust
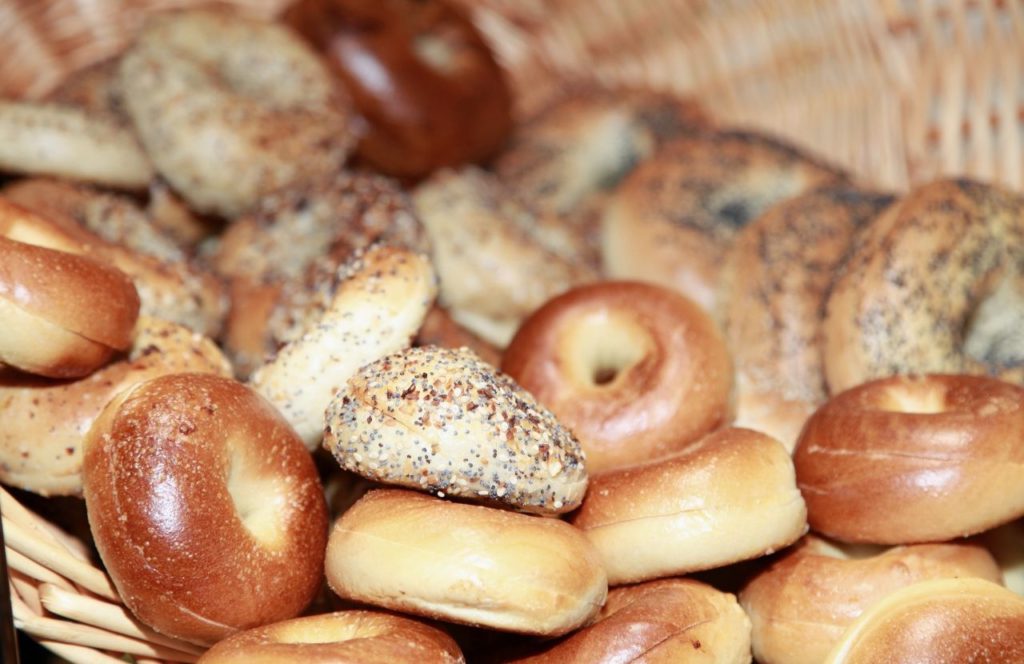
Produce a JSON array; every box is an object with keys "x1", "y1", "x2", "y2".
[
  {"x1": 794, "y1": 373, "x2": 1024, "y2": 544},
  {"x1": 824, "y1": 578, "x2": 1024, "y2": 663},
  {"x1": 197, "y1": 610, "x2": 464, "y2": 664},
  {"x1": 325, "y1": 346, "x2": 588, "y2": 515},
  {"x1": 502, "y1": 578, "x2": 752, "y2": 664},
  {"x1": 823, "y1": 178, "x2": 1024, "y2": 394},
  {"x1": 739, "y1": 535, "x2": 1002, "y2": 664},
  {"x1": 572, "y1": 427, "x2": 807, "y2": 585},
  {"x1": 324, "y1": 489, "x2": 607, "y2": 636},
  {"x1": 502, "y1": 281, "x2": 733, "y2": 473},
  {"x1": 82, "y1": 373, "x2": 328, "y2": 645}
]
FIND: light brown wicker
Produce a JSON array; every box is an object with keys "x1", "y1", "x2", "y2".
[{"x1": 0, "y1": 0, "x2": 1022, "y2": 662}]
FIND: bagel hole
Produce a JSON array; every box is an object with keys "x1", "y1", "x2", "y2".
[
  {"x1": 226, "y1": 446, "x2": 287, "y2": 547},
  {"x1": 414, "y1": 34, "x2": 455, "y2": 74},
  {"x1": 273, "y1": 619, "x2": 387, "y2": 645},
  {"x1": 876, "y1": 381, "x2": 948, "y2": 415},
  {"x1": 811, "y1": 537, "x2": 888, "y2": 560},
  {"x1": 963, "y1": 272, "x2": 1024, "y2": 371},
  {"x1": 563, "y1": 311, "x2": 654, "y2": 389}
]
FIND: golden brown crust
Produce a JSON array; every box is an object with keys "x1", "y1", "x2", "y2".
[
  {"x1": 794, "y1": 374, "x2": 1024, "y2": 544},
  {"x1": 197, "y1": 610, "x2": 465, "y2": 664},
  {"x1": 325, "y1": 489, "x2": 607, "y2": 636},
  {"x1": 0, "y1": 317, "x2": 231, "y2": 495},
  {"x1": 602, "y1": 129, "x2": 848, "y2": 313},
  {"x1": 721, "y1": 187, "x2": 894, "y2": 449},
  {"x1": 823, "y1": 178, "x2": 1024, "y2": 394},
  {"x1": 502, "y1": 281, "x2": 733, "y2": 474},
  {"x1": 82, "y1": 372, "x2": 328, "y2": 645},
  {"x1": 823, "y1": 578, "x2": 1024, "y2": 663},
  {"x1": 501, "y1": 578, "x2": 752, "y2": 664},
  {"x1": 572, "y1": 427, "x2": 807, "y2": 585},
  {"x1": 0, "y1": 198, "x2": 139, "y2": 377},
  {"x1": 284, "y1": 0, "x2": 513, "y2": 179},
  {"x1": 739, "y1": 535, "x2": 1003, "y2": 664}
]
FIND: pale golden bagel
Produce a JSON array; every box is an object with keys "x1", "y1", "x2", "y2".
[
  {"x1": 740, "y1": 535, "x2": 1003, "y2": 664},
  {"x1": 794, "y1": 374, "x2": 1024, "y2": 544},
  {"x1": 823, "y1": 178, "x2": 1024, "y2": 394},
  {"x1": 197, "y1": 610, "x2": 464, "y2": 664},
  {"x1": 324, "y1": 489, "x2": 607, "y2": 636},
  {"x1": 572, "y1": 427, "x2": 807, "y2": 585},
  {"x1": 823, "y1": 578, "x2": 1024, "y2": 663}
]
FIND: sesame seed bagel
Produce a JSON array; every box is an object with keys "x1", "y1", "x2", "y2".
[
  {"x1": 412, "y1": 167, "x2": 597, "y2": 347},
  {"x1": 603, "y1": 129, "x2": 848, "y2": 313},
  {"x1": 793, "y1": 373, "x2": 1024, "y2": 544},
  {"x1": 571, "y1": 427, "x2": 807, "y2": 585},
  {"x1": 326, "y1": 345, "x2": 588, "y2": 515},
  {"x1": 739, "y1": 535, "x2": 1002, "y2": 664},
  {"x1": 119, "y1": 7, "x2": 355, "y2": 217},
  {"x1": 324, "y1": 489, "x2": 607, "y2": 636},
  {"x1": 249, "y1": 244, "x2": 437, "y2": 450},
  {"x1": 720, "y1": 187, "x2": 895, "y2": 450},
  {"x1": 823, "y1": 178, "x2": 1024, "y2": 394},
  {"x1": 197, "y1": 610, "x2": 465, "y2": 664},
  {"x1": 0, "y1": 316, "x2": 231, "y2": 496},
  {"x1": 502, "y1": 281, "x2": 733, "y2": 474},
  {"x1": 4, "y1": 177, "x2": 228, "y2": 337},
  {"x1": 0, "y1": 100, "x2": 153, "y2": 189},
  {"x1": 823, "y1": 578, "x2": 1024, "y2": 664},
  {"x1": 500, "y1": 578, "x2": 752, "y2": 664}
]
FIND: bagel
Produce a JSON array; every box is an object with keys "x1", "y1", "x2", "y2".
[
  {"x1": 414, "y1": 304, "x2": 501, "y2": 367},
  {"x1": 211, "y1": 171, "x2": 427, "y2": 376},
  {"x1": 284, "y1": 0, "x2": 513, "y2": 178},
  {"x1": 495, "y1": 87, "x2": 710, "y2": 216},
  {"x1": 501, "y1": 578, "x2": 752, "y2": 663},
  {"x1": 0, "y1": 101, "x2": 153, "y2": 188},
  {"x1": 249, "y1": 244, "x2": 437, "y2": 449},
  {"x1": 118, "y1": 7, "x2": 355, "y2": 217},
  {"x1": 0, "y1": 316, "x2": 232, "y2": 496},
  {"x1": 324, "y1": 488, "x2": 607, "y2": 636},
  {"x1": 502, "y1": 281, "x2": 733, "y2": 474},
  {"x1": 739, "y1": 535, "x2": 1003, "y2": 664},
  {"x1": 571, "y1": 427, "x2": 807, "y2": 585},
  {"x1": 823, "y1": 178, "x2": 1024, "y2": 394},
  {"x1": 720, "y1": 187, "x2": 895, "y2": 449},
  {"x1": 46, "y1": 57, "x2": 126, "y2": 123},
  {"x1": 197, "y1": 610, "x2": 464, "y2": 663},
  {"x1": 794, "y1": 373, "x2": 1024, "y2": 544},
  {"x1": 324, "y1": 345, "x2": 588, "y2": 515},
  {"x1": 82, "y1": 372, "x2": 329, "y2": 646},
  {"x1": 823, "y1": 578, "x2": 1024, "y2": 663},
  {"x1": 602, "y1": 129, "x2": 848, "y2": 312},
  {"x1": 0, "y1": 212, "x2": 139, "y2": 379},
  {"x1": 412, "y1": 167, "x2": 597, "y2": 346},
  {"x1": 4, "y1": 178, "x2": 227, "y2": 337}
]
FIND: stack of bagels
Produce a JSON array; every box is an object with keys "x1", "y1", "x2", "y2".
[{"x1": 1, "y1": 1, "x2": 1023, "y2": 662}]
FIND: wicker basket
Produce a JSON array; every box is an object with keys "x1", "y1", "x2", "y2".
[{"x1": 1, "y1": 0, "x2": 1022, "y2": 662}]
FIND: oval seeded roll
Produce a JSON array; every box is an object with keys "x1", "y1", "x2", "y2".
[
  {"x1": 794, "y1": 373, "x2": 1024, "y2": 544},
  {"x1": 824, "y1": 578, "x2": 1024, "y2": 663},
  {"x1": 324, "y1": 346, "x2": 588, "y2": 515},
  {"x1": 325, "y1": 489, "x2": 607, "y2": 636},
  {"x1": 572, "y1": 427, "x2": 807, "y2": 585}
]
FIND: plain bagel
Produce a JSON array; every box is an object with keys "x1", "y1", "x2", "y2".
[{"x1": 571, "y1": 427, "x2": 807, "y2": 586}]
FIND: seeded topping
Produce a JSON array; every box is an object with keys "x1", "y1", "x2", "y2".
[{"x1": 324, "y1": 345, "x2": 588, "y2": 515}]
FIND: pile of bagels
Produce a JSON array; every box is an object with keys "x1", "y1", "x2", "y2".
[{"x1": 1, "y1": 1, "x2": 1023, "y2": 662}]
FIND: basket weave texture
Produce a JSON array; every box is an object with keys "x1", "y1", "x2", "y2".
[{"x1": 0, "y1": 0, "x2": 1022, "y2": 662}]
